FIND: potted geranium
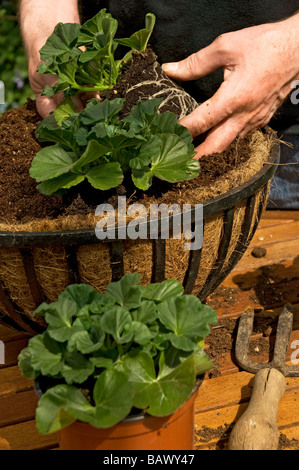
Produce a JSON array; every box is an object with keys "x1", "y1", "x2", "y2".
[{"x1": 18, "y1": 273, "x2": 217, "y2": 450}]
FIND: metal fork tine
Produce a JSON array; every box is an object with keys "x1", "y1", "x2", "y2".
[
  {"x1": 272, "y1": 304, "x2": 293, "y2": 371},
  {"x1": 235, "y1": 304, "x2": 298, "y2": 377},
  {"x1": 235, "y1": 307, "x2": 265, "y2": 374}
]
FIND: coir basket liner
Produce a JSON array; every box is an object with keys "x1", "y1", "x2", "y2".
[{"x1": 0, "y1": 130, "x2": 279, "y2": 335}]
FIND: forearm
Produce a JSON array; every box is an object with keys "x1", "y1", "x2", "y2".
[
  {"x1": 279, "y1": 12, "x2": 299, "y2": 79},
  {"x1": 19, "y1": 0, "x2": 80, "y2": 70}
]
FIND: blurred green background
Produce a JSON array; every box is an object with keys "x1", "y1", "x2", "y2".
[{"x1": 0, "y1": 0, "x2": 34, "y2": 114}]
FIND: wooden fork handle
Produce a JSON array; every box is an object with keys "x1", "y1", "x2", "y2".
[{"x1": 228, "y1": 368, "x2": 286, "y2": 450}]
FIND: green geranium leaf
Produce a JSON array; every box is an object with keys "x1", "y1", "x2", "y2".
[
  {"x1": 124, "y1": 350, "x2": 195, "y2": 416},
  {"x1": 131, "y1": 321, "x2": 153, "y2": 346},
  {"x1": 54, "y1": 98, "x2": 76, "y2": 126},
  {"x1": 140, "y1": 279, "x2": 184, "y2": 303},
  {"x1": 81, "y1": 98, "x2": 124, "y2": 126},
  {"x1": 42, "y1": 298, "x2": 79, "y2": 342},
  {"x1": 37, "y1": 173, "x2": 85, "y2": 196},
  {"x1": 62, "y1": 352, "x2": 95, "y2": 384},
  {"x1": 105, "y1": 273, "x2": 142, "y2": 309},
  {"x1": 30, "y1": 146, "x2": 77, "y2": 182},
  {"x1": 150, "y1": 112, "x2": 193, "y2": 148},
  {"x1": 131, "y1": 300, "x2": 157, "y2": 323},
  {"x1": 132, "y1": 133, "x2": 199, "y2": 190},
  {"x1": 100, "y1": 306, "x2": 133, "y2": 344},
  {"x1": 157, "y1": 295, "x2": 217, "y2": 344},
  {"x1": 27, "y1": 333, "x2": 64, "y2": 377},
  {"x1": 17, "y1": 348, "x2": 39, "y2": 380},
  {"x1": 72, "y1": 140, "x2": 111, "y2": 170},
  {"x1": 193, "y1": 346, "x2": 215, "y2": 376},
  {"x1": 115, "y1": 13, "x2": 156, "y2": 52},
  {"x1": 36, "y1": 385, "x2": 93, "y2": 434},
  {"x1": 89, "y1": 357, "x2": 114, "y2": 369},
  {"x1": 92, "y1": 368, "x2": 134, "y2": 428},
  {"x1": 78, "y1": 10, "x2": 116, "y2": 46},
  {"x1": 86, "y1": 162, "x2": 124, "y2": 190},
  {"x1": 123, "y1": 98, "x2": 163, "y2": 134},
  {"x1": 35, "y1": 114, "x2": 78, "y2": 149},
  {"x1": 67, "y1": 329, "x2": 105, "y2": 354},
  {"x1": 58, "y1": 284, "x2": 103, "y2": 311},
  {"x1": 39, "y1": 22, "x2": 81, "y2": 64},
  {"x1": 167, "y1": 333, "x2": 197, "y2": 351}
]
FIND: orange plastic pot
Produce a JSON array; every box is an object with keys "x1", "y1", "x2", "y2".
[{"x1": 57, "y1": 378, "x2": 203, "y2": 450}]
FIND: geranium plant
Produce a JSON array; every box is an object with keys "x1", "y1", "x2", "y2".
[
  {"x1": 30, "y1": 9, "x2": 201, "y2": 196},
  {"x1": 37, "y1": 9, "x2": 156, "y2": 98},
  {"x1": 18, "y1": 274, "x2": 217, "y2": 434},
  {"x1": 30, "y1": 97, "x2": 200, "y2": 194}
]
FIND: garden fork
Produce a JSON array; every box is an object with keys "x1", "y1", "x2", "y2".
[{"x1": 228, "y1": 304, "x2": 298, "y2": 450}]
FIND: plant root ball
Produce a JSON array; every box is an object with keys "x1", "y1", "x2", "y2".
[{"x1": 110, "y1": 48, "x2": 199, "y2": 119}]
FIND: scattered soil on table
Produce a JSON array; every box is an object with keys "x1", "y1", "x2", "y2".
[
  {"x1": 251, "y1": 246, "x2": 267, "y2": 258},
  {"x1": 233, "y1": 259, "x2": 299, "y2": 309},
  {"x1": 204, "y1": 312, "x2": 284, "y2": 376},
  {"x1": 278, "y1": 433, "x2": 299, "y2": 450},
  {"x1": 205, "y1": 318, "x2": 237, "y2": 377},
  {"x1": 206, "y1": 286, "x2": 240, "y2": 311},
  {"x1": 195, "y1": 423, "x2": 232, "y2": 449}
]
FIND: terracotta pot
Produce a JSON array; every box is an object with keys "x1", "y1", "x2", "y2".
[{"x1": 57, "y1": 378, "x2": 203, "y2": 450}]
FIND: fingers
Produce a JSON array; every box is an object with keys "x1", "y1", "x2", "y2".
[
  {"x1": 35, "y1": 95, "x2": 63, "y2": 118},
  {"x1": 193, "y1": 100, "x2": 277, "y2": 159},
  {"x1": 35, "y1": 91, "x2": 101, "y2": 118},
  {"x1": 178, "y1": 81, "x2": 237, "y2": 137},
  {"x1": 162, "y1": 36, "x2": 227, "y2": 81},
  {"x1": 193, "y1": 116, "x2": 243, "y2": 159}
]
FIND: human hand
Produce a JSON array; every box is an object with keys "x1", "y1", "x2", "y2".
[
  {"x1": 29, "y1": 60, "x2": 101, "y2": 118},
  {"x1": 162, "y1": 14, "x2": 299, "y2": 158}
]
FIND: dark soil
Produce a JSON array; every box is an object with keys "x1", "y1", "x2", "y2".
[
  {"x1": 105, "y1": 48, "x2": 198, "y2": 119},
  {"x1": 195, "y1": 423, "x2": 232, "y2": 449},
  {"x1": 0, "y1": 100, "x2": 63, "y2": 223},
  {"x1": 278, "y1": 433, "x2": 299, "y2": 450},
  {"x1": 0, "y1": 97, "x2": 257, "y2": 226},
  {"x1": 251, "y1": 246, "x2": 267, "y2": 258},
  {"x1": 204, "y1": 312, "x2": 285, "y2": 377}
]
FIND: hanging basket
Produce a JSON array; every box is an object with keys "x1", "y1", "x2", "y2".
[{"x1": 0, "y1": 140, "x2": 279, "y2": 335}]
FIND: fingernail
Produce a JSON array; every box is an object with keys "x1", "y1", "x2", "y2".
[{"x1": 162, "y1": 62, "x2": 178, "y2": 73}]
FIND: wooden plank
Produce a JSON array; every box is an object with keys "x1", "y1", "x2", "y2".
[
  {"x1": 0, "y1": 366, "x2": 38, "y2": 427},
  {"x1": 195, "y1": 371, "x2": 299, "y2": 414},
  {"x1": 252, "y1": 220, "x2": 299, "y2": 246},
  {"x1": 233, "y1": 238, "x2": 299, "y2": 272},
  {"x1": 195, "y1": 425, "x2": 299, "y2": 450},
  {"x1": 0, "y1": 365, "x2": 33, "y2": 396},
  {"x1": 207, "y1": 256, "x2": 299, "y2": 316},
  {"x1": 262, "y1": 210, "x2": 299, "y2": 222},
  {"x1": 0, "y1": 420, "x2": 58, "y2": 450},
  {"x1": 0, "y1": 325, "x2": 28, "y2": 342},
  {"x1": 0, "y1": 389, "x2": 37, "y2": 428},
  {"x1": 194, "y1": 388, "x2": 299, "y2": 450}
]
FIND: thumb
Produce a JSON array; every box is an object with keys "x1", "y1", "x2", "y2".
[{"x1": 162, "y1": 37, "x2": 226, "y2": 81}]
